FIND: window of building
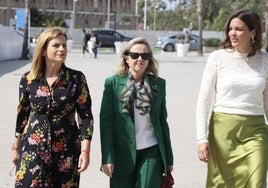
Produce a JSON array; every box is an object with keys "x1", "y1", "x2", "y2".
[
  {"x1": 128, "y1": 0, "x2": 131, "y2": 8},
  {"x1": 93, "y1": 0, "x2": 98, "y2": 9},
  {"x1": 121, "y1": 0, "x2": 124, "y2": 9}
]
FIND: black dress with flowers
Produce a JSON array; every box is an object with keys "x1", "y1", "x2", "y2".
[{"x1": 15, "y1": 65, "x2": 94, "y2": 188}]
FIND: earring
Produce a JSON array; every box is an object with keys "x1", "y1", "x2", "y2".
[{"x1": 251, "y1": 36, "x2": 256, "y2": 45}]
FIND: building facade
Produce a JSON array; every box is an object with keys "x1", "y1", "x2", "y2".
[{"x1": 0, "y1": 0, "x2": 138, "y2": 30}]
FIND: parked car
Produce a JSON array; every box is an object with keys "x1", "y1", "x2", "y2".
[
  {"x1": 155, "y1": 32, "x2": 199, "y2": 52},
  {"x1": 92, "y1": 29, "x2": 132, "y2": 48}
]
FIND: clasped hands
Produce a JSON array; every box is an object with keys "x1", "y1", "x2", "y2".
[{"x1": 101, "y1": 164, "x2": 114, "y2": 177}]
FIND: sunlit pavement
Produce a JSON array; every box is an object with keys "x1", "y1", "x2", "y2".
[{"x1": 0, "y1": 49, "x2": 209, "y2": 188}]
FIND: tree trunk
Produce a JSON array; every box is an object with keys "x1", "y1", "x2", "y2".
[
  {"x1": 265, "y1": 0, "x2": 268, "y2": 50},
  {"x1": 20, "y1": 0, "x2": 29, "y2": 60},
  {"x1": 197, "y1": 0, "x2": 203, "y2": 56}
]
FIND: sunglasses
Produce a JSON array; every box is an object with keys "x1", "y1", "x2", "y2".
[{"x1": 128, "y1": 52, "x2": 150, "y2": 60}]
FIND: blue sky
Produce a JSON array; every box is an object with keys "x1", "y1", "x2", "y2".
[{"x1": 163, "y1": 0, "x2": 179, "y2": 10}]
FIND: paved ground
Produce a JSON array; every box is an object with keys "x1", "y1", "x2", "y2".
[{"x1": 0, "y1": 49, "x2": 209, "y2": 188}]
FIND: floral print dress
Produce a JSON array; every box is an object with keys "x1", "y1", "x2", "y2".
[{"x1": 15, "y1": 65, "x2": 94, "y2": 188}]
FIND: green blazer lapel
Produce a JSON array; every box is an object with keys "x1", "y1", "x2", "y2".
[
  {"x1": 118, "y1": 75, "x2": 129, "y2": 92},
  {"x1": 117, "y1": 75, "x2": 135, "y2": 119}
]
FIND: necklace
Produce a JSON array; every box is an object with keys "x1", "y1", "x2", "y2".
[{"x1": 46, "y1": 75, "x2": 58, "y2": 87}]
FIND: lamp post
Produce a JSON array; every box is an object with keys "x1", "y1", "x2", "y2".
[
  {"x1": 153, "y1": 3, "x2": 159, "y2": 34},
  {"x1": 135, "y1": 0, "x2": 139, "y2": 27},
  {"x1": 135, "y1": 0, "x2": 138, "y2": 16},
  {"x1": 71, "y1": 0, "x2": 78, "y2": 40},
  {"x1": 107, "y1": 0, "x2": 111, "y2": 29},
  {"x1": 143, "y1": 0, "x2": 147, "y2": 30}
]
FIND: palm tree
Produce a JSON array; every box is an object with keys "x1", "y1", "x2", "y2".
[{"x1": 43, "y1": 17, "x2": 68, "y2": 28}]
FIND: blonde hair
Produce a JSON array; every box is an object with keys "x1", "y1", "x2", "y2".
[
  {"x1": 27, "y1": 27, "x2": 67, "y2": 81},
  {"x1": 117, "y1": 37, "x2": 158, "y2": 78}
]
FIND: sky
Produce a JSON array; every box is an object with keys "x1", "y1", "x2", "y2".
[{"x1": 163, "y1": 0, "x2": 180, "y2": 10}]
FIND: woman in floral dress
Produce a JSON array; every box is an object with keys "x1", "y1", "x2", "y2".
[{"x1": 11, "y1": 27, "x2": 94, "y2": 187}]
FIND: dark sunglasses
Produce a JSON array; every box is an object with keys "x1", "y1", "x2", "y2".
[{"x1": 128, "y1": 52, "x2": 150, "y2": 60}]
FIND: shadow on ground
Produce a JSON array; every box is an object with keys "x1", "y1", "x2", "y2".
[{"x1": 0, "y1": 59, "x2": 30, "y2": 77}]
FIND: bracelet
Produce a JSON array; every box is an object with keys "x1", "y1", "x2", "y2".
[
  {"x1": 81, "y1": 149, "x2": 90, "y2": 155},
  {"x1": 11, "y1": 143, "x2": 18, "y2": 151}
]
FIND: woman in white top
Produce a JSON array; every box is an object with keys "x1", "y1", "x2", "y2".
[{"x1": 196, "y1": 9, "x2": 268, "y2": 188}]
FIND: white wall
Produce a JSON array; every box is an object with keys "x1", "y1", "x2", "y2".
[{"x1": 0, "y1": 25, "x2": 23, "y2": 61}]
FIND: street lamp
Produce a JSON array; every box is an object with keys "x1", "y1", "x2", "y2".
[
  {"x1": 71, "y1": 0, "x2": 78, "y2": 39},
  {"x1": 107, "y1": 0, "x2": 110, "y2": 29},
  {"x1": 153, "y1": 3, "x2": 159, "y2": 33},
  {"x1": 144, "y1": 0, "x2": 147, "y2": 30}
]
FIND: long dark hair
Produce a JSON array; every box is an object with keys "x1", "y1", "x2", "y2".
[{"x1": 221, "y1": 9, "x2": 263, "y2": 57}]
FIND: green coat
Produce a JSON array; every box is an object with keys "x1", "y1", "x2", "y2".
[{"x1": 100, "y1": 74, "x2": 173, "y2": 176}]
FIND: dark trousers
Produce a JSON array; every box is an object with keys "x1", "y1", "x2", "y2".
[
  {"x1": 110, "y1": 145, "x2": 163, "y2": 188},
  {"x1": 83, "y1": 44, "x2": 89, "y2": 54},
  {"x1": 92, "y1": 46, "x2": 98, "y2": 58}
]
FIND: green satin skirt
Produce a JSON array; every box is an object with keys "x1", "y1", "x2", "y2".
[{"x1": 207, "y1": 112, "x2": 268, "y2": 188}]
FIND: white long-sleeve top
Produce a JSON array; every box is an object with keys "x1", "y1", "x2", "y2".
[
  {"x1": 196, "y1": 49, "x2": 268, "y2": 144},
  {"x1": 134, "y1": 83, "x2": 158, "y2": 150}
]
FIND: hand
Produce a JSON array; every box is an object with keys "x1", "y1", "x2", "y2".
[
  {"x1": 12, "y1": 150, "x2": 18, "y2": 165},
  {"x1": 198, "y1": 142, "x2": 210, "y2": 163},
  {"x1": 101, "y1": 164, "x2": 114, "y2": 177},
  {"x1": 167, "y1": 166, "x2": 173, "y2": 173},
  {"x1": 11, "y1": 138, "x2": 20, "y2": 165},
  {"x1": 77, "y1": 152, "x2": 90, "y2": 173}
]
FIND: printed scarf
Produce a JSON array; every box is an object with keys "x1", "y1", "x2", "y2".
[{"x1": 120, "y1": 75, "x2": 152, "y2": 115}]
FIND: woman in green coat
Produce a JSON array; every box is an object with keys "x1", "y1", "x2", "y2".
[{"x1": 99, "y1": 37, "x2": 173, "y2": 188}]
